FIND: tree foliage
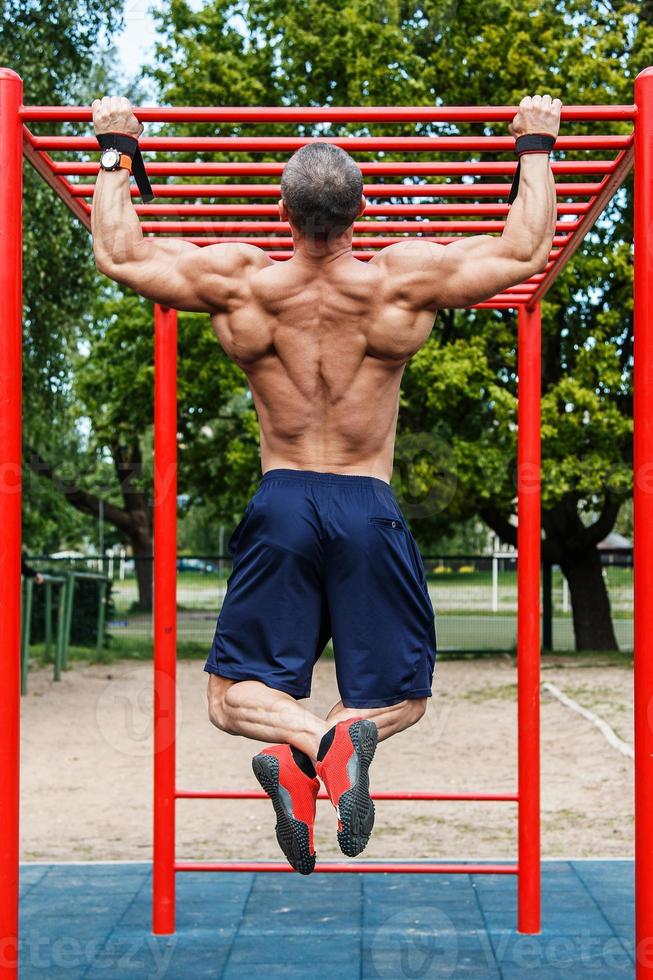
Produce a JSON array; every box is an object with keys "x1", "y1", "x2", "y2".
[{"x1": 0, "y1": 0, "x2": 122, "y2": 550}]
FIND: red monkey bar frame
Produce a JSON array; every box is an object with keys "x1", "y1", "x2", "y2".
[{"x1": 0, "y1": 65, "x2": 650, "y2": 977}]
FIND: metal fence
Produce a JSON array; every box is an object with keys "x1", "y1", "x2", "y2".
[{"x1": 32, "y1": 550, "x2": 634, "y2": 653}]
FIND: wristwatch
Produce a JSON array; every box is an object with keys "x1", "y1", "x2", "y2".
[
  {"x1": 100, "y1": 147, "x2": 133, "y2": 173},
  {"x1": 97, "y1": 132, "x2": 153, "y2": 202}
]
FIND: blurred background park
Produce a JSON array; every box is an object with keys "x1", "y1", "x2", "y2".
[{"x1": 4, "y1": 0, "x2": 650, "y2": 675}]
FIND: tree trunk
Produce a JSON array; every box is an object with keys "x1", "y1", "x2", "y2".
[
  {"x1": 560, "y1": 548, "x2": 619, "y2": 651},
  {"x1": 130, "y1": 530, "x2": 153, "y2": 612},
  {"x1": 482, "y1": 495, "x2": 623, "y2": 653},
  {"x1": 28, "y1": 445, "x2": 154, "y2": 611}
]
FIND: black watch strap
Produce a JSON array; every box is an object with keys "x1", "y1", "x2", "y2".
[
  {"x1": 97, "y1": 132, "x2": 154, "y2": 204},
  {"x1": 508, "y1": 133, "x2": 556, "y2": 205}
]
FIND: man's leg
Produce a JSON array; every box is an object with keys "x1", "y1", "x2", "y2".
[
  {"x1": 314, "y1": 697, "x2": 426, "y2": 857},
  {"x1": 325, "y1": 697, "x2": 427, "y2": 741},
  {"x1": 207, "y1": 674, "x2": 329, "y2": 760}
]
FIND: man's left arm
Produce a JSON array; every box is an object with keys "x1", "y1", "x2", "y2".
[{"x1": 91, "y1": 97, "x2": 269, "y2": 312}]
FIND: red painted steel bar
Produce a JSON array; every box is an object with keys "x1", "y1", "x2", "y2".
[
  {"x1": 28, "y1": 134, "x2": 633, "y2": 153},
  {"x1": 138, "y1": 220, "x2": 579, "y2": 235},
  {"x1": 516, "y1": 303, "x2": 542, "y2": 935},
  {"x1": 53, "y1": 160, "x2": 616, "y2": 177},
  {"x1": 22, "y1": 140, "x2": 91, "y2": 231},
  {"x1": 20, "y1": 104, "x2": 636, "y2": 123},
  {"x1": 528, "y1": 147, "x2": 635, "y2": 306},
  {"x1": 21, "y1": 105, "x2": 635, "y2": 125},
  {"x1": 131, "y1": 203, "x2": 589, "y2": 217},
  {"x1": 175, "y1": 862, "x2": 519, "y2": 874},
  {"x1": 634, "y1": 66, "x2": 653, "y2": 980},
  {"x1": 176, "y1": 790, "x2": 518, "y2": 801},
  {"x1": 0, "y1": 67, "x2": 23, "y2": 980},
  {"x1": 493, "y1": 294, "x2": 536, "y2": 303},
  {"x1": 70, "y1": 181, "x2": 604, "y2": 199},
  {"x1": 152, "y1": 304, "x2": 178, "y2": 936},
  {"x1": 475, "y1": 303, "x2": 521, "y2": 310}
]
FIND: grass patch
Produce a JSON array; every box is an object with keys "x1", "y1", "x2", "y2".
[
  {"x1": 541, "y1": 650, "x2": 633, "y2": 669},
  {"x1": 27, "y1": 636, "x2": 208, "y2": 667},
  {"x1": 24, "y1": 643, "x2": 633, "y2": 676},
  {"x1": 464, "y1": 683, "x2": 518, "y2": 703},
  {"x1": 27, "y1": 638, "x2": 337, "y2": 669},
  {"x1": 558, "y1": 683, "x2": 626, "y2": 704}
]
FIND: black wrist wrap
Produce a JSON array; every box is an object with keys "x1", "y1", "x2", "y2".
[
  {"x1": 508, "y1": 133, "x2": 555, "y2": 205},
  {"x1": 97, "y1": 132, "x2": 154, "y2": 204}
]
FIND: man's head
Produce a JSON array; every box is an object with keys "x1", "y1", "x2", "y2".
[{"x1": 279, "y1": 143, "x2": 365, "y2": 241}]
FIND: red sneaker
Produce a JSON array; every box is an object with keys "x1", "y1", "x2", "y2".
[
  {"x1": 252, "y1": 744, "x2": 319, "y2": 875},
  {"x1": 315, "y1": 718, "x2": 378, "y2": 857}
]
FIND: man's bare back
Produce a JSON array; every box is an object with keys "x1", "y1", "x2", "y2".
[
  {"x1": 211, "y1": 249, "x2": 436, "y2": 481},
  {"x1": 91, "y1": 94, "x2": 561, "y2": 485}
]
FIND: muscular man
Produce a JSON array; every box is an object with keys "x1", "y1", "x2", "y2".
[{"x1": 92, "y1": 94, "x2": 560, "y2": 874}]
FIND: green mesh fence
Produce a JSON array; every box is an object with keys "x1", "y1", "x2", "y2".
[{"x1": 33, "y1": 551, "x2": 633, "y2": 654}]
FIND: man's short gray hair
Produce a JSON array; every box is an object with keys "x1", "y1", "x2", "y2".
[{"x1": 280, "y1": 142, "x2": 364, "y2": 239}]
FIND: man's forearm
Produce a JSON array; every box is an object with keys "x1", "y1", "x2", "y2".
[
  {"x1": 501, "y1": 154, "x2": 556, "y2": 271},
  {"x1": 91, "y1": 168, "x2": 145, "y2": 274}
]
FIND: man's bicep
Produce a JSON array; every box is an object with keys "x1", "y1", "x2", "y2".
[
  {"x1": 107, "y1": 241, "x2": 267, "y2": 313},
  {"x1": 433, "y1": 236, "x2": 536, "y2": 308},
  {"x1": 383, "y1": 238, "x2": 536, "y2": 311},
  {"x1": 104, "y1": 238, "x2": 210, "y2": 311}
]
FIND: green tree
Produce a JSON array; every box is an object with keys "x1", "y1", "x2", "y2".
[
  {"x1": 144, "y1": 0, "x2": 650, "y2": 650},
  {"x1": 47, "y1": 288, "x2": 259, "y2": 608},
  {"x1": 0, "y1": 1, "x2": 123, "y2": 551}
]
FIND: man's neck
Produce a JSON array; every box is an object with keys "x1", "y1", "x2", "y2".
[{"x1": 291, "y1": 233, "x2": 354, "y2": 265}]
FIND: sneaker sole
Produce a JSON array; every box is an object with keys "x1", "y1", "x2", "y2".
[
  {"x1": 337, "y1": 719, "x2": 378, "y2": 858},
  {"x1": 252, "y1": 754, "x2": 316, "y2": 875}
]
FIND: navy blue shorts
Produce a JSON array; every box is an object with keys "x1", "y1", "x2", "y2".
[{"x1": 205, "y1": 469, "x2": 436, "y2": 708}]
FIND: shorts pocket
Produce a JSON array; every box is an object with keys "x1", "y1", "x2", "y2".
[{"x1": 368, "y1": 516, "x2": 405, "y2": 531}]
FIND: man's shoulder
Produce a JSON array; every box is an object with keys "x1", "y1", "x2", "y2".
[
  {"x1": 202, "y1": 242, "x2": 274, "y2": 276},
  {"x1": 370, "y1": 240, "x2": 447, "y2": 274},
  {"x1": 368, "y1": 241, "x2": 447, "y2": 313}
]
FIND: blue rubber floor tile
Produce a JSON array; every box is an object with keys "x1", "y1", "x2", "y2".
[
  {"x1": 24, "y1": 969, "x2": 87, "y2": 980},
  {"x1": 174, "y1": 872, "x2": 253, "y2": 897},
  {"x1": 485, "y1": 917, "x2": 616, "y2": 940},
  {"x1": 227, "y1": 929, "x2": 359, "y2": 960},
  {"x1": 224, "y1": 964, "x2": 343, "y2": 980},
  {"x1": 18, "y1": 861, "x2": 636, "y2": 979},
  {"x1": 86, "y1": 928, "x2": 229, "y2": 980},
  {"x1": 19, "y1": 866, "x2": 50, "y2": 889},
  {"x1": 20, "y1": 913, "x2": 117, "y2": 944},
  {"x1": 489, "y1": 930, "x2": 634, "y2": 977}
]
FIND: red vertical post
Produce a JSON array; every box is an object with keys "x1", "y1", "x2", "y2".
[
  {"x1": 517, "y1": 302, "x2": 541, "y2": 934},
  {"x1": 0, "y1": 68, "x2": 23, "y2": 980},
  {"x1": 634, "y1": 66, "x2": 653, "y2": 979},
  {"x1": 152, "y1": 304, "x2": 178, "y2": 935}
]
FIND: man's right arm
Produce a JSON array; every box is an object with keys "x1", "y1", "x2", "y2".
[
  {"x1": 90, "y1": 96, "x2": 271, "y2": 313},
  {"x1": 375, "y1": 94, "x2": 561, "y2": 311}
]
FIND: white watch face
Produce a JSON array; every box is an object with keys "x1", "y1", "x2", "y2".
[{"x1": 101, "y1": 148, "x2": 120, "y2": 170}]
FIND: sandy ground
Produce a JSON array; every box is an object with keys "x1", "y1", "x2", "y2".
[{"x1": 20, "y1": 655, "x2": 633, "y2": 864}]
